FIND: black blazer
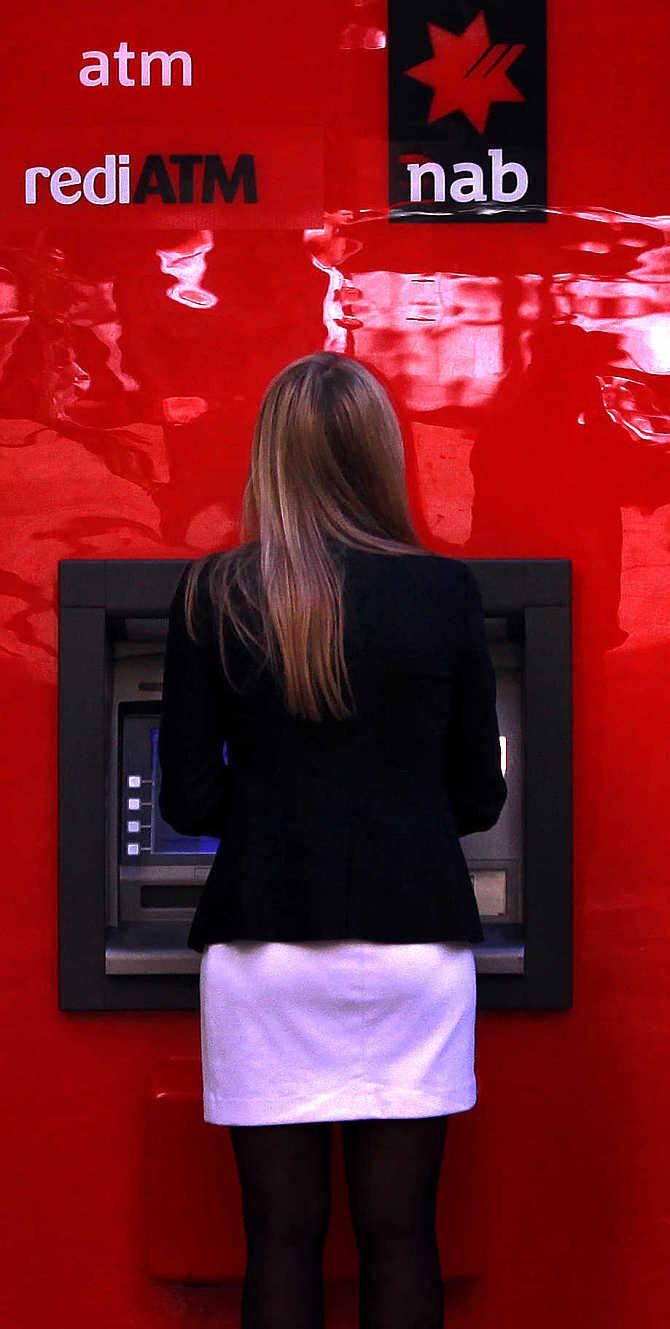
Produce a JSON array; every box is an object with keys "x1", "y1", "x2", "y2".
[{"x1": 158, "y1": 541, "x2": 507, "y2": 950}]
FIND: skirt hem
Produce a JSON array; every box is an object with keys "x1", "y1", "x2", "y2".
[{"x1": 203, "y1": 1080, "x2": 477, "y2": 1126}]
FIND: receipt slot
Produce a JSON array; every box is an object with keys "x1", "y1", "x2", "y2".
[{"x1": 58, "y1": 557, "x2": 572, "y2": 1012}]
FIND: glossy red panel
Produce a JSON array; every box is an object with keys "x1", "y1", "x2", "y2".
[{"x1": 1, "y1": 2, "x2": 668, "y2": 1327}]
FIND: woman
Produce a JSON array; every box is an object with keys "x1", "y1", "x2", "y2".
[{"x1": 158, "y1": 350, "x2": 507, "y2": 1329}]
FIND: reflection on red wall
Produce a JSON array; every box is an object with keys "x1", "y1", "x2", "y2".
[{"x1": 1, "y1": 1, "x2": 669, "y2": 1326}]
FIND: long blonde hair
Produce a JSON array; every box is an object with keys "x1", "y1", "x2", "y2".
[{"x1": 182, "y1": 351, "x2": 431, "y2": 721}]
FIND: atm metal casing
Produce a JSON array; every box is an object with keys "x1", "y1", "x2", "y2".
[{"x1": 58, "y1": 557, "x2": 572, "y2": 1012}]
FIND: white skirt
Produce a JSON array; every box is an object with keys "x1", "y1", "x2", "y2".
[{"x1": 199, "y1": 939, "x2": 478, "y2": 1125}]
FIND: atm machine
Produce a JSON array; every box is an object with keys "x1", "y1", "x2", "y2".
[{"x1": 58, "y1": 556, "x2": 572, "y2": 1012}]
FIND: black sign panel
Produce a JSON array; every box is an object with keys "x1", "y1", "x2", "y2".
[{"x1": 388, "y1": 1, "x2": 547, "y2": 222}]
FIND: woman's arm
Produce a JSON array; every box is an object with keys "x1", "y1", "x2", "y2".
[
  {"x1": 158, "y1": 560, "x2": 231, "y2": 837},
  {"x1": 443, "y1": 562, "x2": 508, "y2": 837}
]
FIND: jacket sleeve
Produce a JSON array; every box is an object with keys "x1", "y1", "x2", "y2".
[
  {"x1": 443, "y1": 562, "x2": 508, "y2": 837},
  {"x1": 157, "y1": 560, "x2": 231, "y2": 837}
]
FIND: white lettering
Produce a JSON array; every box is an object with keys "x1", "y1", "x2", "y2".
[
  {"x1": 488, "y1": 148, "x2": 528, "y2": 202},
  {"x1": 51, "y1": 167, "x2": 82, "y2": 204},
  {"x1": 24, "y1": 158, "x2": 132, "y2": 206},
  {"x1": 79, "y1": 51, "x2": 109, "y2": 87},
  {"x1": 24, "y1": 166, "x2": 51, "y2": 204},
  {"x1": 140, "y1": 50, "x2": 192, "y2": 86},
  {"x1": 407, "y1": 161, "x2": 446, "y2": 203},
  {"x1": 404, "y1": 149, "x2": 529, "y2": 206},
  {"x1": 113, "y1": 41, "x2": 135, "y2": 87},
  {"x1": 118, "y1": 153, "x2": 131, "y2": 204},
  {"x1": 451, "y1": 162, "x2": 486, "y2": 203},
  {"x1": 80, "y1": 43, "x2": 193, "y2": 87},
  {"x1": 82, "y1": 154, "x2": 117, "y2": 205}
]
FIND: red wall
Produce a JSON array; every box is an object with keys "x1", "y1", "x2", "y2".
[{"x1": 1, "y1": 1, "x2": 669, "y2": 1325}]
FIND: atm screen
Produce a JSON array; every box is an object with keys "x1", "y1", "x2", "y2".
[
  {"x1": 149, "y1": 726, "x2": 222, "y2": 856},
  {"x1": 119, "y1": 703, "x2": 222, "y2": 863}
]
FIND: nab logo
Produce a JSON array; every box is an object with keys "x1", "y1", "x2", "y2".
[
  {"x1": 388, "y1": 1, "x2": 547, "y2": 223},
  {"x1": 403, "y1": 11, "x2": 525, "y2": 136}
]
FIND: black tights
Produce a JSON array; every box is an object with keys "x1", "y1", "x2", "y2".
[{"x1": 229, "y1": 1114, "x2": 449, "y2": 1329}]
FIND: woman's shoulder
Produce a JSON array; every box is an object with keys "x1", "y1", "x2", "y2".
[
  {"x1": 343, "y1": 541, "x2": 467, "y2": 584},
  {"x1": 196, "y1": 540, "x2": 467, "y2": 590}
]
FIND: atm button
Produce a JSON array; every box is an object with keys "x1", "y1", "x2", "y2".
[{"x1": 127, "y1": 842, "x2": 140, "y2": 855}]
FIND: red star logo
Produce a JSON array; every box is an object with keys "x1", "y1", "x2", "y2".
[{"x1": 403, "y1": 11, "x2": 526, "y2": 135}]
